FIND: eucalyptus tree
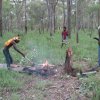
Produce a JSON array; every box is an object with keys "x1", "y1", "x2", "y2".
[
  {"x1": 0, "y1": 0, "x2": 2, "y2": 37},
  {"x1": 75, "y1": 0, "x2": 85, "y2": 43},
  {"x1": 67, "y1": 0, "x2": 72, "y2": 38},
  {"x1": 85, "y1": 0, "x2": 100, "y2": 30},
  {"x1": 76, "y1": 0, "x2": 79, "y2": 43},
  {"x1": 28, "y1": 0, "x2": 47, "y2": 33},
  {"x1": 98, "y1": 0, "x2": 100, "y2": 26},
  {"x1": 11, "y1": 0, "x2": 26, "y2": 32},
  {"x1": 45, "y1": 0, "x2": 58, "y2": 36},
  {"x1": 2, "y1": 0, "x2": 10, "y2": 32},
  {"x1": 60, "y1": 0, "x2": 67, "y2": 27},
  {"x1": 24, "y1": 0, "x2": 27, "y2": 33}
]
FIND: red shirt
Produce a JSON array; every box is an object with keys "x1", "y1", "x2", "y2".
[{"x1": 62, "y1": 30, "x2": 68, "y2": 40}]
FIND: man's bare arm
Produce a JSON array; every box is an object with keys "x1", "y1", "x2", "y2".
[{"x1": 13, "y1": 43, "x2": 25, "y2": 57}]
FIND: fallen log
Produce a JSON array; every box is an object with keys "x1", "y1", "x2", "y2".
[
  {"x1": 0, "y1": 64, "x2": 7, "y2": 68},
  {"x1": 82, "y1": 71, "x2": 97, "y2": 75},
  {"x1": 20, "y1": 67, "x2": 56, "y2": 77}
]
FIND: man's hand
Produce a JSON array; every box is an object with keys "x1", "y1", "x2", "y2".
[
  {"x1": 93, "y1": 37, "x2": 100, "y2": 45},
  {"x1": 93, "y1": 37, "x2": 99, "y2": 41}
]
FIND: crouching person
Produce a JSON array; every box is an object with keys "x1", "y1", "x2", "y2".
[{"x1": 3, "y1": 35, "x2": 25, "y2": 70}]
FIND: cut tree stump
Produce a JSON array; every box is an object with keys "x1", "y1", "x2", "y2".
[{"x1": 64, "y1": 47, "x2": 76, "y2": 76}]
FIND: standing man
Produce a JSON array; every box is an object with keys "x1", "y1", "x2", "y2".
[
  {"x1": 3, "y1": 35, "x2": 25, "y2": 70},
  {"x1": 61, "y1": 26, "x2": 68, "y2": 48}
]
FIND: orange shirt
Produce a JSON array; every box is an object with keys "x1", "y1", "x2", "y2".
[{"x1": 4, "y1": 36, "x2": 20, "y2": 47}]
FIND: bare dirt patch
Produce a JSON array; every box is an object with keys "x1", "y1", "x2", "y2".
[{"x1": 18, "y1": 66, "x2": 88, "y2": 100}]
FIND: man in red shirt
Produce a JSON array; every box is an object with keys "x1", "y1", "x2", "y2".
[{"x1": 61, "y1": 26, "x2": 68, "y2": 48}]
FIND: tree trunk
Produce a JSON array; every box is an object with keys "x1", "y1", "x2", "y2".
[
  {"x1": 61, "y1": 0, "x2": 66, "y2": 27},
  {"x1": 12, "y1": 0, "x2": 24, "y2": 31},
  {"x1": 46, "y1": 0, "x2": 58, "y2": 36},
  {"x1": 98, "y1": 0, "x2": 100, "y2": 26},
  {"x1": 53, "y1": 7, "x2": 56, "y2": 33},
  {"x1": 64, "y1": 47, "x2": 73, "y2": 74},
  {"x1": 24, "y1": 0, "x2": 27, "y2": 34},
  {"x1": 67, "y1": 0, "x2": 71, "y2": 38},
  {"x1": 0, "y1": 0, "x2": 2, "y2": 37},
  {"x1": 76, "y1": 0, "x2": 79, "y2": 43},
  {"x1": 89, "y1": 13, "x2": 93, "y2": 37},
  {"x1": 49, "y1": 3, "x2": 53, "y2": 36},
  {"x1": 45, "y1": 0, "x2": 50, "y2": 31},
  {"x1": 52, "y1": 5, "x2": 55, "y2": 34}
]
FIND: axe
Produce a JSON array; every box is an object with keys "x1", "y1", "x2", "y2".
[{"x1": 24, "y1": 56, "x2": 35, "y2": 66}]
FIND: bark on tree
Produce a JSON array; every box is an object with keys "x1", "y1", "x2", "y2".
[
  {"x1": 76, "y1": 0, "x2": 80, "y2": 43},
  {"x1": 45, "y1": 0, "x2": 50, "y2": 31},
  {"x1": 40, "y1": 9, "x2": 45, "y2": 33},
  {"x1": 89, "y1": 13, "x2": 93, "y2": 37},
  {"x1": 67, "y1": 0, "x2": 71, "y2": 38},
  {"x1": 64, "y1": 47, "x2": 79, "y2": 76},
  {"x1": 24, "y1": 0, "x2": 27, "y2": 33},
  {"x1": 61, "y1": 0, "x2": 66, "y2": 27},
  {"x1": 64, "y1": 47, "x2": 73, "y2": 74},
  {"x1": 12, "y1": 0, "x2": 24, "y2": 31},
  {"x1": 0, "y1": 0, "x2": 2, "y2": 37},
  {"x1": 46, "y1": 0, "x2": 58, "y2": 36},
  {"x1": 98, "y1": 0, "x2": 100, "y2": 26}
]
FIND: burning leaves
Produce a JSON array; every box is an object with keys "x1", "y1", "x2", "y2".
[{"x1": 38, "y1": 60, "x2": 55, "y2": 69}]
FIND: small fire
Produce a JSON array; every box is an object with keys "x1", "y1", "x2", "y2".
[
  {"x1": 42, "y1": 60, "x2": 48, "y2": 67},
  {"x1": 39, "y1": 60, "x2": 54, "y2": 68}
]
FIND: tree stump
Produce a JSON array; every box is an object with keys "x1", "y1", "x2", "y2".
[{"x1": 64, "y1": 47, "x2": 74, "y2": 75}]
